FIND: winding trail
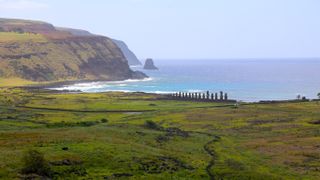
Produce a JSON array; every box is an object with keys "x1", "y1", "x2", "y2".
[
  {"x1": 204, "y1": 138, "x2": 217, "y2": 180},
  {"x1": 188, "y1": 131, "x2": 220, "y2": 180}
]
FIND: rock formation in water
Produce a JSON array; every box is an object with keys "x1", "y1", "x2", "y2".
[
  {"x1": 0, "y1": 18, "x2": 147, "y2": 82},
  {"x1": 143, "y1": 58, "x2": 158, "y2": 70}
]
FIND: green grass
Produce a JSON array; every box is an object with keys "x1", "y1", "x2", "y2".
[
  {"x1": 0, "y1": 32, "x2": 47, "y2": 42},
  {"x1": 0, "y1": 88, "x2": 319, "y2": 179}
]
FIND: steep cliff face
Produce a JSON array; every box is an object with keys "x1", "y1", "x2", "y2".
[
  {"x1": 112, "y1": 39, "x2": 142, "y2": 66},
  {"x1": 0, "y1": 18, "x2": 146, "y2": 82},
  {"x1": 56, "y1": 27, "x2": 142, "y2": 66}
]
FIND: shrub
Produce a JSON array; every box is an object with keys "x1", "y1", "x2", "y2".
[
  {"x1": 144, "y1": 120, "x2": 161, "y2": 130},
  {"x1": 78, "y1": 121, "x2": 98, "y2": 127},
  {"x1": 21, "y1": 150, "x2": 52, "y2": 177},
  {"x1": 101, "y1": 118, "x2": 108, "y2": 123}
]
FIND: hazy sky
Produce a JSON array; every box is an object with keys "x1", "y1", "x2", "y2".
[{"x1": 0, "y1": 0, "x2": 319, "y2": 59}]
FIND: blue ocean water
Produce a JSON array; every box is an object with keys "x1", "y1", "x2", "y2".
[{"x1": 53, "y1": 59, "x2": 320, "y2": 102}]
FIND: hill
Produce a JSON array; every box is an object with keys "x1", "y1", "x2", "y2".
[{"x1": 0, "y1": 18, "x2": 146, "y2": 83}]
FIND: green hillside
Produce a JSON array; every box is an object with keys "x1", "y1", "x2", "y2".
[{"x1": 0, "y1": 18, "x2": 145, "y2": 84}]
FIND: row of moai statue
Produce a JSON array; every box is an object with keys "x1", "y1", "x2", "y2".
[{"x1": 171, "y1": 91, "x2": 228, "y2": 101}]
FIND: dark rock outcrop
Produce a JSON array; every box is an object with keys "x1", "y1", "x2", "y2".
[
  {"x1": 56, "y1": 27, "x2": 93, "y2": 36},
  {"x1": 143, "y1": 58, "x2": 158, "y2": 70}
]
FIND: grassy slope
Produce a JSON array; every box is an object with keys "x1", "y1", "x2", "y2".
[
  {"x1": 0, "y1": 32, "x2": 47, "y2": 43},
  {"x1": 0, "y1": 88, "x2": 319, "y2": 179}
]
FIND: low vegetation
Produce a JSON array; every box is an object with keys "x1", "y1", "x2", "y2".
[
  {"x1": 0, "y1": 32, "x2": 47, "y2": 42},
  {"x1": 21, "y1": 150, "x2": 52, "y2": 178},
  {"x1": 0, "y1": 88, "x2": 319, "y2": 179}
]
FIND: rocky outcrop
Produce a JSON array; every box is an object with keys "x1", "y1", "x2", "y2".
[
  {"x1": 112, "y1": 39, "x2": 142, "y2": 66},
  {"x1": 0, "y1": 18, "x2": 147, "y2": 82},
  {"x1": 143, "y1": 58, "x2": 158, "y2": 70},
  {"x1": 56, "y1": 27, "x2": 93, "y2": 36}
]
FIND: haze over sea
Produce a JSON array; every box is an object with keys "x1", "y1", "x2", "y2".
[{"x1": 53, "y1": 59, "x2": 320, "y2": 102}]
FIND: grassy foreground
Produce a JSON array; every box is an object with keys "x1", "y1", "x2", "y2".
[{"x1": 0, "y1": 88, "x2": 319, "y2": 179}]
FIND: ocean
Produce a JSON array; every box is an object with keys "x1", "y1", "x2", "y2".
[{"x1": 52, "y1": 59, "x2": 320, "y2": 102}]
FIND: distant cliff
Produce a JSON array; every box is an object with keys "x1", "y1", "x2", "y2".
[
  {"x1": 57, "y1": 27, "x2": 142, "y2": 66},
  {"x1": 0, "y1": 18, "x2": 147, "y2": 82},
  {"x1": 112, "y1": 39, "x2": 142, "y2": 66}
]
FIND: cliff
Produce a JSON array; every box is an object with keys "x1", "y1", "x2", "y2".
[
  {"x1": 112, "y1": 39, "x2": 142, "y2": 66},
  {"x1": 143, "y1": 58, "x2": 158, "y2": 70},
  {"x1": 0, "y1": 18, "x2": 146, "y2": 82},
  {"x1": 56, "y1": 27, "x2": 142, "y2": 66}
]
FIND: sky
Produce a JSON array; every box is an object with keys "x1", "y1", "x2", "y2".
[{"x1": 0, "y1": 0, "x2": 319, "y2": 59}]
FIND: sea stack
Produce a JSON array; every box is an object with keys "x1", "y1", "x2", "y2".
[{"x1": 143, "y1": 58, "x2": 158, "y2": 70}]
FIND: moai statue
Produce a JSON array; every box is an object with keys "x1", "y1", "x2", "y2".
[
  {"x1": 211, "y1": 93, "x2": 214, "y2": 100},
  {"x1": 224, "y1": 93, "x2": 228, "y2": 100},
  {"x1": 220, "y1": 91, "x2": 224, "y2": 100},
  {"x1": 215, "y1": 93, "x2": 218, "y2": 100},
  {"x1": 206, "y1": 91, "x2": 210, "y2": 100},
  {"x1": 179, "y1": 92, "x2": 182, "y2": 98}
]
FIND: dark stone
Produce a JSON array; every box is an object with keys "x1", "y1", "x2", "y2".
[
  {"x1": 143, "y1": 58, "x2": 158, "y2": 70},
  {"x1": 310, "y1": 120, "x2": 320, "y2": 125}
]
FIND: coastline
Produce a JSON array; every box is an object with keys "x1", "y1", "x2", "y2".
[{"x1": 19, "y1": 80, "x2": 319, "y2": 104}]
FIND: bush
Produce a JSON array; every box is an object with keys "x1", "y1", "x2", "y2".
[
  {"x1": 21, "y1": 150, "x2": 52, "y2": 177},
  {"x1": 144, "y1": 120, "x2": 161, "y2": 130},
  {"x1": 47, "y1": 121, "x2": 99, "y2": 128},
  {"x1": 101, "y1": 118, "x2": 108, "y2": 123}
]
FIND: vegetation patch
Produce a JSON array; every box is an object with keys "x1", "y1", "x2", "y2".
[
  {"x1": 144, "y1": 120, "x2": 163, "y2": 130},
  {"x1": 46, "y1": 120, "x2": 104, "y2": 128},
  {"x1": 156, "y1": 127, "x2": 190, "y2": 143},
  {"x1": 20, "y1": 150, "x2": 52, "y2": 178},
  {"x1": 135, "y1": 156, "x2": 194, "y2": 174}
]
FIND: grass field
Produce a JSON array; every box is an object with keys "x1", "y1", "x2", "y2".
[{"x1": 0, "y1": 88, "x2": 319, "y2": 179}]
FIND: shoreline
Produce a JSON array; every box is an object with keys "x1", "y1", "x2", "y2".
[
  {"x1": 17, "y1": 84, "x2": 319, "y2": 104},
  {"x1": 9, "y1": 78, "x2": 318, "y2": 104}
]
